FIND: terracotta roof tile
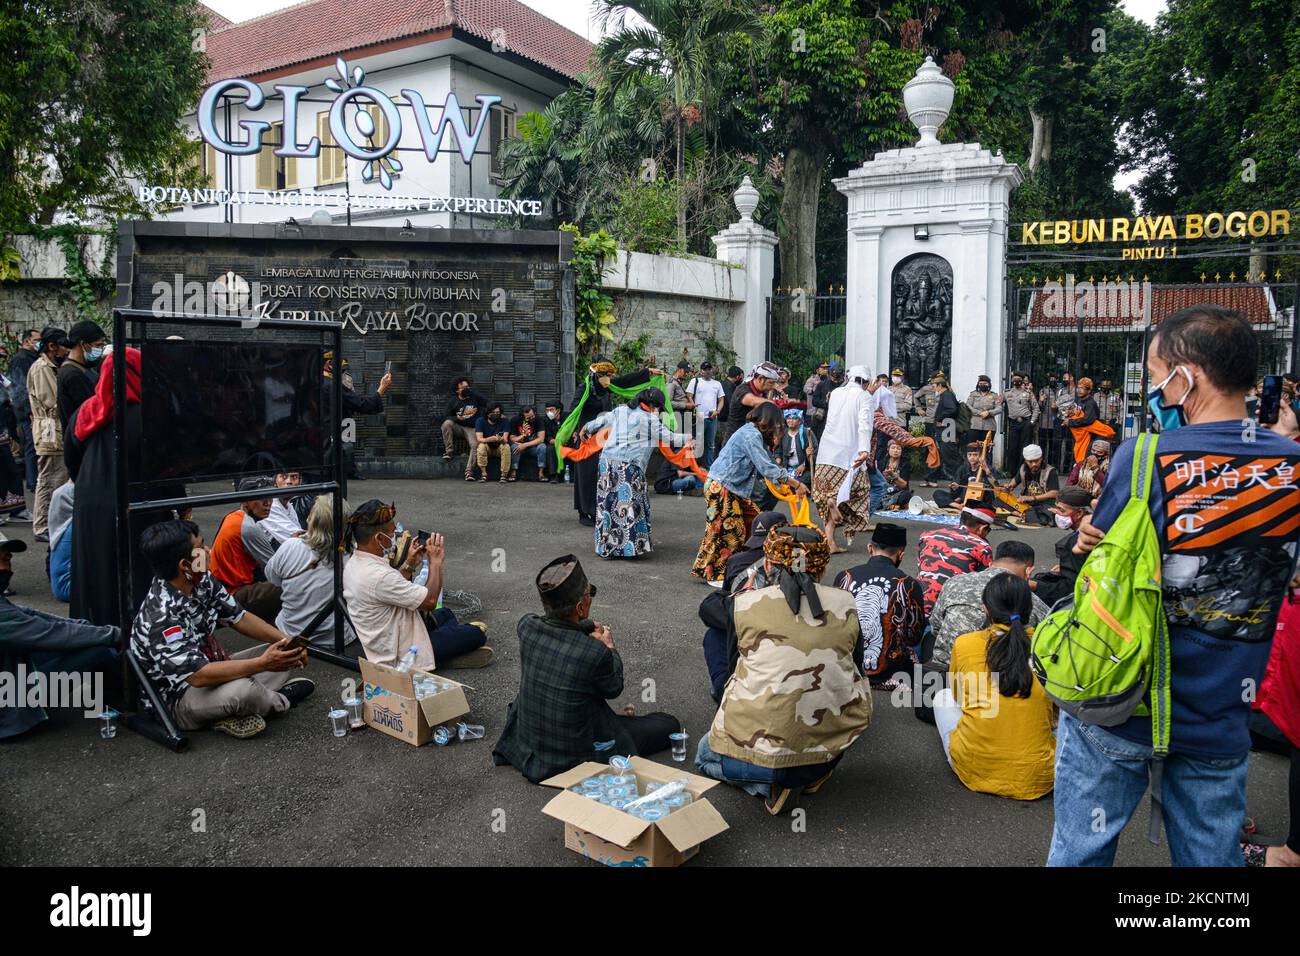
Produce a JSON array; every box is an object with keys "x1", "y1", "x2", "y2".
[
  {"x1": 204, "y1": 0, "x2": 592, "y2": 81},
  {"x1": 1027, "y1": 284, "x2": 1277, "y2": 330}
]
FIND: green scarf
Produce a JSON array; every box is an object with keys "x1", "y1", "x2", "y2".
[{"x1": 554, "y1": 373, "x2": 673, "y2": 468}]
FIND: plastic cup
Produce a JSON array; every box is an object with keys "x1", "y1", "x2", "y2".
[
  {"x1": 456, "y1": 722, "x2": 485, "y2": 741},
  {"x1": 669, "y1": 730, "x2": 689, "y2": 762},
  {"x1": 344, "y1": 696, "x2": 365, "y2": 730},
  {"x1": 99, "y1": 709, "x2": 118, "y2": 740},
  {"x1": 328, "y1": 708, "x2": 348, "y2": 737}
]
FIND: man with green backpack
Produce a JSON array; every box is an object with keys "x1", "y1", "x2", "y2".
[{"x1": 1043, "y1": 305, "x2": 1300, "y2": 867}]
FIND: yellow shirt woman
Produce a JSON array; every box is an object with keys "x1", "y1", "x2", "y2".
[{"x1": 948, "y1": 625, "x2": 1056, "y2": 800}]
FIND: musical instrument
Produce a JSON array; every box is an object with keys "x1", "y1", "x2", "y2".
[{"x1": 962, "y1": 431, "x2": 1029, "y2": 517}]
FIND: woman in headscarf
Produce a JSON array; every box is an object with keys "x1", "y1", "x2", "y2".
[
  {"x1": 695, "y1": 525, "x2": 873, "y2": 815},
  {"x1": 692, "y1": 403, "x2": 806, "y2": 586},
  {"x1": 64, "y1": 348, "x2": 185, "y2": 626},
  {"x1": 562, "y1": 355, "x2": 663, "y2": 527},
  {"x1": 579, "y1": 388, "x2": 692, "y2": 558}
]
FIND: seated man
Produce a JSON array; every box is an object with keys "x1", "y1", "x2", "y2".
[
  {"x1": 834, "y1": 523, "x2": 926, "y2": 688},
  {"x1": 653, "y1": 454, "x2": 704, "y2": 496},
  {"x1": 699, "y1": 511, "x2": 788, "y2": 703},
  {"x1": 932, "y1": 441, "x2": 985, "y2": 509},
  {"x1": 915, "y1": 504, "x2": 994, "y2": 613},
  {"x1": 342, "y1": 499, "x2": 491, "y2": 671},
  {"x1": 1031, "y1": 485, "x2": 1092, "y2": 606},
  {"x1": 928, "y1": 539, "x2": 1049, "y2": 668},
  {"x1": 507, "y1": 405, "x2": 548, "y2": 482},
  {"x1": 473, "y1": 402, "x2": 511, "y2": 482},
  {"x1": 210, "y1": 475, "x2": 282, "y2": 622},
  {"x1": 696, "y1": 526, "x2": 873, "y2": 815},
  {"x1": 1005, "y1": 443, "x2": 1059, "y2": 526},
  {"x1": 1066, "y1": 438, "x2": 1110, "y2": 497},
  {"x1": 493, "y1": 554, "x2": 680, "y2": 782},
  {"x1": 262, "y1": 470, "x2": 310, "y2": 543},
  {"x1": 131, "y1": 519, "x2": 314, "y2": 739},
  {"x1": 1, "y1": 531, "x2": 119, "y2": 739}
]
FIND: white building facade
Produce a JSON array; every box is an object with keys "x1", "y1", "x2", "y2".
[{"x1": 155, "y1": 0, "x2": 591, "y2": 229}]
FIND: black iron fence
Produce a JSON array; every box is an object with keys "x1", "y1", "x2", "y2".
[{"x1": 766, "y1": 290, "x2": 846, "y2": 382}]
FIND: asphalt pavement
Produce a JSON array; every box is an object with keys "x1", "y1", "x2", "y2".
[{"x1": 0, "y1": 476, "x2": 1289, "y2": 866}]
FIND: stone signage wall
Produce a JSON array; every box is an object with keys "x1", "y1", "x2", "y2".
[{"x1": 117, "y1": 222, "x2": 574, "y2": 475}]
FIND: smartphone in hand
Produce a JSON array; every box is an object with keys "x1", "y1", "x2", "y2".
[{"x1": 1260, "y1": 375, "x2": 1282, "y2": 426}]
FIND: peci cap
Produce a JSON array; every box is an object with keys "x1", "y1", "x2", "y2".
[
  {"x1": 536, "y1": 554, "x2": 596, "y2": 609},
  {"x1": 871, "y1": 523, "x2": 907, "y2": 549}
]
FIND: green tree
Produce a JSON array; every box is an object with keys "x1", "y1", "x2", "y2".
[
  {"x1": 0, "y1": 0, "x2": 210, "y2": 237},
  {"x1": 591, "y1": 0, "x2": 763, "y2": 250}
]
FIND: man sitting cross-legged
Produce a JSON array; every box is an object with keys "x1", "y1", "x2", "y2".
[
  {"x1": 493, "y1": 554, "x2": 680, "y2": 783},
  {"x1": 342, "y1": 499, "x2": 492, "y2": 671},
  {"x1": 130, "y1": 519, "x2": 314, "y2": 739}
]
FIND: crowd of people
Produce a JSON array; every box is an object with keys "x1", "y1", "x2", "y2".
[{"x1": 2, "y1": 301, "x2": 1298, "y2": 869}]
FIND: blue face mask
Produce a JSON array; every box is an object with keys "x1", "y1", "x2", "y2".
[
  {"x1": 86, "y1": 346, "x2": 104, "y2": 363},
  {"x1": 1147, "y1": 366, "x2": 1193, "y2": 432}
]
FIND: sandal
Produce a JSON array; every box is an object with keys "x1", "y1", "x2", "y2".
[
  {"x1": 465, "y1": 473, "x2": 476, "y2": 482},
  {"x1": 1242, "y1": 842, "x2": 1268, "y2": 867},
  {"x1": 479, "y1": 475, "x2": 488, "y2": 482},
  {"x1": 765, "y1": 787, "x2": 795, "y2": 816},
  {"x1": 506, "y1": 470, "x2": 517, "y2": 482}
]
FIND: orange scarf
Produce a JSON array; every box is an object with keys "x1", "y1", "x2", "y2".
[{"x1": 560, "y1": 428, "x2": 708, "y2": 480}]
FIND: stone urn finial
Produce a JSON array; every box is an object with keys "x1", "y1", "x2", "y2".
[
  {"x1": 733, "y1": 175, "x2": 760, "y2": 222},
  {"x1": 903, "y1": 56, "x2": 954, "y2": 148}
]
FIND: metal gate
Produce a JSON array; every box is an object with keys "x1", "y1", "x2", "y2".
[
  {"x1": 1007, "y1": 277, "x2": 1296, "y2": 436},
  {"x1": 765, "y1": 289, "x2": 846, "y2": 381}
]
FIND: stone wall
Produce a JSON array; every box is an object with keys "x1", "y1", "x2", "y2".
[
  {"x1": 1, "y1": 234, "x2": 113, "y2": 342},
  {"x1": 601, "y1": 249, "x2": 745, "y2": 369}
]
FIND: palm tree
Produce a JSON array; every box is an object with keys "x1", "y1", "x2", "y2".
[
  {"x1": 591, "y1": 0, "x2": 763, "y2": 249},
  {"x1": 496, "y1": 89, "x2": 590, "y2": 223}
]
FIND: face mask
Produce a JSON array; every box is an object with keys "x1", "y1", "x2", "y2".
[
  {"x1": 377, "y1": 532, "x2": 396, "y2": 558},
  {"x1": 1011, "y1": 379, "x2": 1022, "y2": 388},
  {"x1": 977, "y1": 383, "x2": 990, "y2": 392},
  {"x1": 1147, "y1": 366, "x2": 1193, "y2": 432},
  {"x1": 0, "y1": 569, "x2": 11, "y2": 594},
  {"x1": 1054, "y1": 513, "x2": 1074, "y2": 530},
  {"x1": 341, "y1": 372, "x2": 355, "y2": 391},
  {"x1": 86, "y1": 346, "x2": 104, "y2": 363},
  {"x1": 546, "y1": 410, "x2": 557, "y2": 420},
  {"x1": 597, "y1": 375, "x2": 612, "y2": 389},
  {"x1": 891, "y1": 376, "x2": 902, "y2": 385}
]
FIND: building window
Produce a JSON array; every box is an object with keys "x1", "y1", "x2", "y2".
[
  {"x1": 199, "y1": 143, "x2": 219, "y2": 188},
  {"x1": 316, "y1": 111, "x2": 345, "y2": 186},
  {"x1": 256, "y1": 122, "x2": 297, "y2": 190},
  {"x1": 490, "y1": 104, "x2": 516, "y2": 179}
]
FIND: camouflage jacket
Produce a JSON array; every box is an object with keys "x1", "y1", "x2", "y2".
[
  {"x1": 708, "y1": 583, "x2": 872, "y2": 768},
  {"x1": 929, "y1": 566, "x2": 1050, "y2": 668}
]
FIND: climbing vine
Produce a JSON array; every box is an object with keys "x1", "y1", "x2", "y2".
[{"x1": 562, "y1": 223, "x2": 618, "y2": 367}]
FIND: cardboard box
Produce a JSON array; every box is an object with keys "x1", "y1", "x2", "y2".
[
  {"x1": 540, "y1": 756, "x2": 729, "y2": 867},
  {"x1": 357, "y1": 658, "x2": 470, "y2": 747}
]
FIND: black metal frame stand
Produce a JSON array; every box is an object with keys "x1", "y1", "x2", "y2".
[{"x1": 111, "y1": 307, "x2": 349, "y2": 752}]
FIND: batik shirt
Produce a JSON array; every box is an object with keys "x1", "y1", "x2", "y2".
[
  {"x1": 916, "y1": 526, "x2": 993, "y2": 612},
  {"x1": 131, "y1": 573, "x2": 244, "y2": 710},
  {"x1": 835, "y1": 555, "x2": 926, "y2": 674}
]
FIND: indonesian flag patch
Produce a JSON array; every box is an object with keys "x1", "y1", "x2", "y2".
[{"x1": 161, "y1": 625, "x2": 184, "y2": 644}]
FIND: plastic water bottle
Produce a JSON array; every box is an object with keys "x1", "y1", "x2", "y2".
[
  {"x1": 413, "y1": 557, "x2": 429, "y2": 588},
  {"x1": 395, "y1": 646, "x2": 419, "y2": 673},
  {"x1": 564, "y1": 466, "x2": 571, "y2": 483}
]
